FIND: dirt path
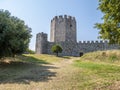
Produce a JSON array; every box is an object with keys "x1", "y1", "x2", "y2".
[
  {"x1": 0, "y1": 57, "x2": 80, "y2": 90},
  {"x1": 36, "y1": 57, "x2": 80, "y2": 90}
]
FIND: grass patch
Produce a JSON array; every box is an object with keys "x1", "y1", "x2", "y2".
[
  {"x1": 22, "y1": 54, "x2": 70, "y2": 63},
  {"x1": 73, "y1": 60, "x2": 120, "y2": 89},
  {"x1": 73, "y1": 50, "x2": 120, "y2": 90},
  {"x1": 81, "y1": 50, "x2": 120, "y2": 64}
]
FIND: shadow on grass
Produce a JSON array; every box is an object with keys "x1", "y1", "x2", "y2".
[
  {"x1": 0, "y1": 55, "x2": 58, "y2": 84},
  {"x1": 60, "y1": 56, "x2": 71, "y2": 59},
  {"x1": 17, "y1": 55, "x2": 50, "y2": 64},
  {"x1": 53, "y1": 55, "x2": 71, "y2": 59}
]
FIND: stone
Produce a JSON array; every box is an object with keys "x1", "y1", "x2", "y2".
[{"x1": 35, "y1": 15, "x2": 120, "y2": 56}]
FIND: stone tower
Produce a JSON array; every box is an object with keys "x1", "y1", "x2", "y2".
[
  {"x1": 50, "y1": 15, "x2": 77, "y2": 42},
  {"x1": 35, "y1": 32, "x2": 48, "y2": 54}
]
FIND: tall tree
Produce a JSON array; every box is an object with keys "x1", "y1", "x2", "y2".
[
  {"x1": 0, "y1": 9, "x2": 32, "y2": 58},
  {"x1": 95, "y1": 0, "x2": 120, "y2": 44}
]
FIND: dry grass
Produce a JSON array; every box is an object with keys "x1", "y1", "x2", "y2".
[
  {"x1": 81, "y1": 50, "x2": 120, "y2": 64},
  {"x1": 0, "y1": 54, "x2": 75, "y2": 90},
  {"x1": 73, "y1": 50, "x2": 120, "y2": 90},
  {"x1": 0, "y1": 50, "x2": 120, "y2": 90}
]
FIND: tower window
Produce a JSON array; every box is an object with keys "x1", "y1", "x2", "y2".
[{"x1": 70, "y1": 24, "x2": 72, "y2": 27}]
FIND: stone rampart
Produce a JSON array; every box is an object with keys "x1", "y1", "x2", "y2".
[
  {"x1": 35, "y1": 15, "x2": 120, "y2": 56},
  {"x1": 46, "y1": 40, "x2": 120, "y2": 56}
]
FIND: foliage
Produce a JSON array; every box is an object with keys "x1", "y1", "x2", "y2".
[
  {"x1": 51, "y1": 44, "x2": 62, "y2": 56},
  {"x1": 95, "y1": 0, "x2": 120, "y2": 44},
  {"x1": 25, "y1": 48, "x2": 35, "y2": 54},
  {"x1": 0, "y1": 9, "x2": 32, "y2": 58}
]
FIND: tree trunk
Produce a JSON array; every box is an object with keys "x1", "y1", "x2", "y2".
[{"x1": 56, "y1": 52, "x2": 58, "y2": 57}]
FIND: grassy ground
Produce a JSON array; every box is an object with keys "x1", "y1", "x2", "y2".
[
  {"x1": 0, "y1": 50, "x2": 120, "y2": 90},
  {"x1": 73, "y1": 50, "x2": 120, "y2": 90},
  {"x1": 0, "y1": 54, "x2": 74, "y2": 90},
  {"x1": 0, "y1": 54, "x2": 68, "y2": 83}
]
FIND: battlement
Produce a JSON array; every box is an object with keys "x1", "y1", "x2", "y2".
[
  {"x1": 36, "y1": 15, "x2": 120, "y2": 56},
  {"x1": 78, "y1": 40, "x2": 109, "y2": 44},
  {"x1": 36, "y1": 32, "x2": 47, "y2": 38},
  {"x1": 51, "y1": 15, "x2": 75, "y2": 22}
]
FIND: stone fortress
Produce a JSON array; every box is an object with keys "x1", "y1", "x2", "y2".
[{"x1": 35, "y1": 15, "x2": 119, "y2": 56}]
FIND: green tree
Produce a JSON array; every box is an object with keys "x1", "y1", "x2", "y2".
[
  {"x1": 26, "y1": 48, "x2": 35, "y2": 54},
  {"x1": 95, "y1": 0, "x2": 120, "y2": 44},
  {"x1": 0, "y1": 9, "x2": 32, "y2": 58},
  {"x1": 51, "y1": 45, "x2": 62, "y2": 56}
]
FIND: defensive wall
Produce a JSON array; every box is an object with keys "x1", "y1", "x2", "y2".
[
  {"x1": 36, "y1": 32, "x2": 120, "y2": 56},
  {"x1": 35, "y1": 15, "x2": 120, "y2": 56}
]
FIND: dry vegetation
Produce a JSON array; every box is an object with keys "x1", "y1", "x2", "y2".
[
  {"x1": 73, "y1": 50, "x2": 120, "y2": 90},
  {"x1": 0, "y1": 50, "x2": 120, "y2": 90}
]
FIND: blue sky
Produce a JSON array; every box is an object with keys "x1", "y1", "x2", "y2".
[{"x1": 0, "y1": 0, "x2": 103, "y2": 50}]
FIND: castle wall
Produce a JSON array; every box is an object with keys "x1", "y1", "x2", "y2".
[
  {"x1": 77, "y1": 41, "x2": 119, "y2": 53},
  {"x1": 47, "y1": 41, "x2": 79, "y2": 56},
  {"x1": 36, "y1": 32, "x2": 120, "y2": 56},
  {"x1": 46, "y1": 41, "x2": 120, "y2": 56},
  {"x1": 36, "y1": 15, "x2": 120, "y2": 56}
]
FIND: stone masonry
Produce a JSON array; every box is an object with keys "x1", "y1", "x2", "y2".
[
  {"x1": 35, "y1": 15, "x2": 120, "y2": 56},
  {"x1": 50, "y1": 15, "x2": 76, "y2": 42}
]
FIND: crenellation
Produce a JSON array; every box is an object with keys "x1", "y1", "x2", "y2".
[
  {"x1": 52, "y1": 15, "x2": 76, "y2": 22},
  {"x1": 79, "y1": 41, "x2": 82, "y2": 43},
  {"x1": 83, "y1": 41, "x2": 86, "y2": 43},
  {"x1": 51, "y1": 19, "x2": 53, "y2": 23},
  {"x1": 53, "y1": 16, "x2": 58, "y2": 20},
  {"x1": 67, "y1": 16, "x2": 76, "y2": 21},
  {"x1": 104, "y1": 40, "x2": 108, "y2": 43},
  {"x1": 68, "y1": 16, "x2": 72, "y2": 19},
  {"x1": 100, "y1": 40, "x2": 103, "y2": 43},
  {"x1": 72, "y1": 17, "x2": 76, "y2": 21},
  {"x1": 36, "y1": 15, "x2": 120, "y2": 56},
  {"x1": 59, "y1": 15, "x2": 63, "y2": 19},
  {"x1": 87, "y1": 41, "x2": 90, "y2": 43},
  {"x1": 91, "y1": 41, "x2": 94, "y2": 43},
  {"x1": 55, "y1": 16, "x2": 58, "y2": 19},
  {"x1": 95, "y1": 41, "x2": 98, "y2": 43},
  {"x1": 64, "y1": 15, "x2": 67, "y2": 18},
  {"x1": 78, "y1": 40, "x2": 110, "y2": 44}
]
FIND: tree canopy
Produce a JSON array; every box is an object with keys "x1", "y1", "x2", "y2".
[
  {"x1": 51, "y1": 45, "x2": 62, "y2": 56},
  {"x1": 95, "y1": 0, "x2": 120, "y2": 44},
  {"x1": 0, "y1": 9, "x2": 32, "y2": 58}
]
